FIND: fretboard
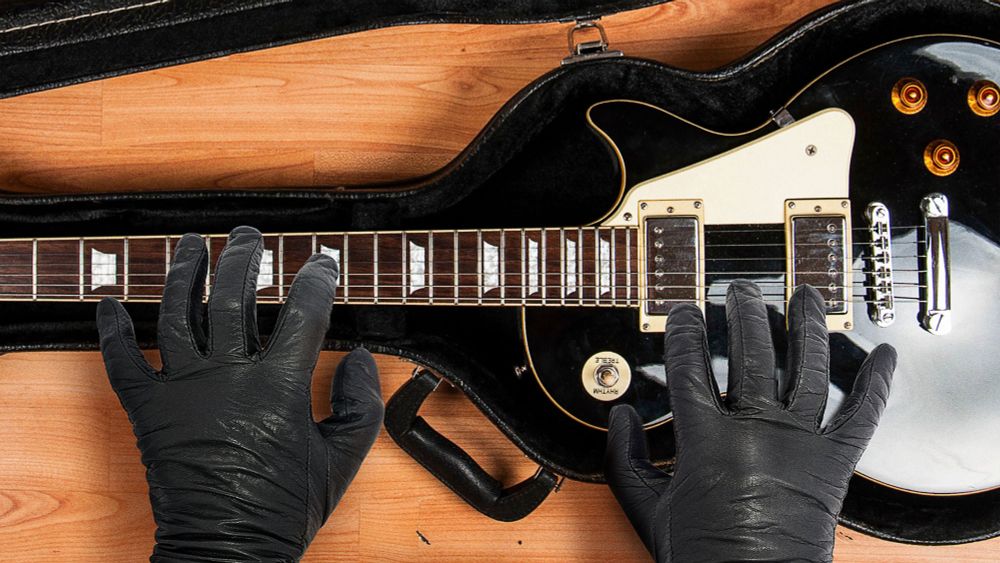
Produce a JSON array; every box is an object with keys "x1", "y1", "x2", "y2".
[{"x1": 0, "y1": 228, "x2": 640, "y2": 307}]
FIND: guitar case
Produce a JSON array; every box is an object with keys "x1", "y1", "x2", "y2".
[{"x1": 1, "y1": 0, "x2": 997, "y2": 545}]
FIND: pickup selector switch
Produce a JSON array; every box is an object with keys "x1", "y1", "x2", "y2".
[{"x1": 581, "y1": 351, "x2": 632, "y2": 402}]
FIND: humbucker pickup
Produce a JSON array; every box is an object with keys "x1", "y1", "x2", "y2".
[
  {"x1": 638, "y1": 200, "x2": 705, "y2": 332},
  {"x1": 785, "y1": 198, "x2": 853, "y2": 331}
]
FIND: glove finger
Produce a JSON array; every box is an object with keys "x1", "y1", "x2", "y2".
[
  {"x1": 783, "y1": 285, "x2": 830, "y2": 428},
  {"x1": 318, "y1": 348, "x2": 384, "y2": 508},
  {"x1": 207, "y1": 226, "x2": 263, "y2": 358},
  {"x1": 605, "y1": 404, "x2": 671, "y2": 558},
  {"x1": 725, "y1": 280, "x2": 778, "y2": 409},
  {"x1": 826, "y1": 343, "x2": 896, "y2": 442},
  {"x1": 664, "y1": 303, "x2": 724, "y2": 419},
  {"x1": 158, "y1": 233, "x2": 208, "y2": 372},
  {"x1": 264, "y1": 253, "x2": 339, "y2": 372},
  {"x1": 97, "y1": 297, "x2": 157, "y2": 397}
]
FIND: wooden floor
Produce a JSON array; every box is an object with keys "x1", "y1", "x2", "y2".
[{"x1": 0, "y1": 0, "x2": 998, "y2": 560}]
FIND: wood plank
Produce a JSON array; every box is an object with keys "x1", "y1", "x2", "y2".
[{"x1": 1, "y1": 352, "x2": 997, "y2": 561}]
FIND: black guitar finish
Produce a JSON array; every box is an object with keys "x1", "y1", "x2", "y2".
[{"x1": 526, "y1": 36, "x2": 1000, "y2": 495}]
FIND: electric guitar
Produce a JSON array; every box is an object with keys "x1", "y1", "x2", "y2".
[{"x1": 0, "y1": 34, "x2": 997, "y2": 497}]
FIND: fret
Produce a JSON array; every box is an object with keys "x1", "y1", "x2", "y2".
[
  {"x1": 32, "y1": 239, "x2": 38, "y2": 300},
  {"x1": 559, "y1": 229, "x2": 566, "y2": 305},
  {"x1": 165, "y1": 236, "x2": 171, "y2": 274},
  {"x1": 342, "y1": 233, "x2": 349, "y2": 300},
  {"x1": 0, "y1": 240, "x2": 35, "y2": 300},
  {"x1": 453, "y1": 232, "x2": 459, "y2": 305},
  {"x1": 428, "y1": 232, "x2": 434, "y2": 302},
  {"x1": 477, "y1": 230, "x2": 483, "y2": 305},
  {"x1": 499, "y1": 230, "x2": 506, "y2": 305},
  {"x1": 626, "y1": 227, "x2": 632, "y2": 306},
  {"x1": 520, "y1": 229, "x2": 527, "y2": 306},
  {"x1": 609, "y1": 227, "x2": 618, "y2": 307},
  {"x1": 78, "y1": 238, "x2": 84, "y2": 300},
  {"x1": 577, "y1": 227, "x2": 585, "y2": 305},
  {"x1": 204, "y1": 235, "x2": 212, "y2": 300},
  {"x1": 123, "y1": 237, "x2": 130, "y2": 301},
  {"x1": 401, "y1": 232, "x2": 408, "y2": 304},
  {"x1": 373, "y1": 232, "x2": 380, "y2": 303},
  {"x1": 278, "y1": 235, "x2": 285, "y2": 300},
  {"x1": 540, "y1": 229, "x2": 547, "y2": 305},
  {"x1": 311, "y1": 233, "x2": 317, "y2": 255}
]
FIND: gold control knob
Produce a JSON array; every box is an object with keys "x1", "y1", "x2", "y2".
[
  {"x1": 924, "y1": 140, "x2": 960, "y2": 177},
  {"x1": 581, "y1": 351, "x2": 632, "y2": 402},
  {"x1": 968, "y1": 80, "x2": 1000, "y2": 117},
  {"x1": 892, "y1": 78, "x2": 927, "y2": 115}
]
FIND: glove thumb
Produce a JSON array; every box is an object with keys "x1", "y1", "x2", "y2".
[
  {"x1": 606, "y1": 404, "x2": 672, "y2": 559},
  {"x1": 317, "y1": 348, "x2": 384, "y2": 509}
]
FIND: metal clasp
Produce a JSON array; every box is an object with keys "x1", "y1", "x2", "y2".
[{"x1": 561, "y1": 19, "x2": 623, "y2": 65}]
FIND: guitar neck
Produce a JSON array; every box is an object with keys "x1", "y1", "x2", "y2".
[{"x1": 0, "y1": 228, "x2": 640, "y2": 307}]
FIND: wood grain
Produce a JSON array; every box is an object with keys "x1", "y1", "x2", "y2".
[
  {"x1": 0, "y1": 0, "x2": 998, "y2": 560},
  {"x1": 0, "y1": 0, "x2": 838, "y2": 192}
]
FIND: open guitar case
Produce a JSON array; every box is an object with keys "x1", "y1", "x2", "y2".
[{"x1": 1, "y1": 0, "x2": 997, "y2": 545}]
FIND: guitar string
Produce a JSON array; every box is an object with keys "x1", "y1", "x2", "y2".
[
  {"x1": 0, "y1": 241, "x2": 924, "y2": 259},
  {"x1": 0, "y1": 293, "x2": 927, "y2": 304}
]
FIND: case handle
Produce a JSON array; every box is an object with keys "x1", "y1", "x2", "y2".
[{"x1": 384, "y1": 368, "x2": 559, "y2": 522}]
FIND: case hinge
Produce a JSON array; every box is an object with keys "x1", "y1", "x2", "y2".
[{"x1": 561, "y1": 19, "x2": 623, "y2": 65}]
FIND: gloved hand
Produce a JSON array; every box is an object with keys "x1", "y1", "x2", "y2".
[
  {"x1": 606, "y1": 281, "x2": 896, "y2": 563},
  {"x1": 97, "y1": 226, "x2": 384, "y2": 562}
]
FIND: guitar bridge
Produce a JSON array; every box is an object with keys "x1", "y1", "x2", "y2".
[
  {"x1": 637, "y1": 200, "x2": 705, "y2": 333},
  {"x1": 785, "y1": 198, "x2": 853, "y2": 331},
  {"x1": 865, "y1": 202, "x2": 895, "y2": 327}
]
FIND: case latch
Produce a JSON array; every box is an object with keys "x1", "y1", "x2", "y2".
[{"x1": 561, "y1": 19, "x2": 623, "y2": 65}]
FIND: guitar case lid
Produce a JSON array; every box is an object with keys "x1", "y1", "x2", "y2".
[
  {"x1": 1, "y1": 0, "x2": 998, "y2": 547},
  {"x1": 0, "y1": 0, "x2": 665, "y2": 99}
]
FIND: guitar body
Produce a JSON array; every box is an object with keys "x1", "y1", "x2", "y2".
[
  {"x1": 526, "y1": 35, "x2": 1000, "y2": 497},
  {"x1": 1, "y1": 0, "x2": 999, "y2": 543}
]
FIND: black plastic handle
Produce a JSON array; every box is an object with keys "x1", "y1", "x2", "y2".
[{"x1": 384, "y1": 368, "x2": 559, "y2": 522}]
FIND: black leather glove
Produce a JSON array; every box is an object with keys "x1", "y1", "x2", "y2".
[
  {"x1": 606, "y1": 281, "x2": 896, "y2": 563},
  {"x1": 97, "y1": 226, "x2": 384, "y2": 562}
]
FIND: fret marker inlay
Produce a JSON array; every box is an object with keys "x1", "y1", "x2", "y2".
[
  {"x1": 483, "y1": 240, "x2": 499, "y2": 291},
  {"x1": 256, "y1": 249, "x2": 274, "y2": 290},
  {"x1": 565, "y1": 238, "x2": 577, "y2": 297},
  {"x1": 320, "y1": 244, "x2": 341, "y2": 264},
  {"x1": 599, "y1": 236, "x2": 611, "y2": 295},
  {"x1": 528, "y1": 238, "x2": 539, "y2": 295},
  {"x1": 90, "y1": 249, "x2": 117, "y2": 290},
  {"x1": 408, "y1": 241, "x2": 426, "y2": 293}
]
